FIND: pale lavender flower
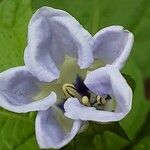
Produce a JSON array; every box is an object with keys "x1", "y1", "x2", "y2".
[{"x1": 0, "y1": 7, "x2": 134, "y2": 149}]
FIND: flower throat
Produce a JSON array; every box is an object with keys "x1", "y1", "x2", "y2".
[{"x1": 62, "y1": 75, "x2": 115, "y2": 111}]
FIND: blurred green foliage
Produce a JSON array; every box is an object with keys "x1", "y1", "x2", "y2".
[{"x1": 0, "y1": 0, "x2": 150, "y2": 149}]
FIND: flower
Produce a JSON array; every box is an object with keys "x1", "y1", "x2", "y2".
[{"x1": 0, "y1": 6, "x2": 134, "y2": 149}]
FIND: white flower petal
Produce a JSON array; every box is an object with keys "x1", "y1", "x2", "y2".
[
  {"x1": 36, "y1": 106, "x2": 81, "y2": 149},
  {"x1": 64, "y1": 98, "x2": 127, "y2": 122},
  {"x1": 25, "y1": 7, "x2": 93, "y2": 82},
  {"x1": 0, "y1": 66, "x2": 56, "y2": 113},
  {"x1": 64, "y1": 65, "x2": 132, "y2": 122},
  {"x1": 92, "y1": 26, "x2": 134, "y2": 69}
]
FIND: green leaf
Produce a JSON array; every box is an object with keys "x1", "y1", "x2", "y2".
[
  {"x1": 0, "y1": 0, "x2": 39, "y2": 149},
  {"x1": 65, "y1": 122, "x2": 129, "y2": 150},
  {"x1": 122, "y1": 110, "x2": 150, "y2": 149},
  {"x1": 93, "y1": 132, "x2": 129, "y2": 150},
  {"x1": 121, "y1": 58, "x2": 150, "y2": 140},
  {"x1": 74, "y1": 134, "x2": 95, "y2": 150},
  {"x1": 90, "y1": 122, "x2": 129, "y2": 141},
  {"x1": 122, "y1": 73, "x2": 136, "y2": 94},
  {"x1": 0, "y1": 0, "x2": 32, "y2": 71},
  {"x1": 63, "y1": 123, "x2": 99, "y2": 150},
  {"x1": 132, "y1": 136, "x2": 150, "y2": 150},
  {"x1": 0, "y1": 109, "x2": 39, "y2": 150}
]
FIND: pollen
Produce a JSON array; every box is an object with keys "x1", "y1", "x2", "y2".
[
  {"x1": 62, "y1": 83, "x2": 81, "y2": 99},
  {"x1": 81, "y1": 96, "x2": 91, "y2": 106},
  {"x1": 96, "y1": 96, "x2": 107, "y2": 105},
  {"x1": 62, "y1": 83, "x2": 76, "y2": 98}
]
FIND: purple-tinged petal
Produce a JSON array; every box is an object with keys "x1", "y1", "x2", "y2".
[
  {"x1": 25, "y1": 7, "x2": 93, "y2": 82},
  {"x1": 92, "y1": 26, "x2": 134, "y2": 69},
  {"x1": 64, "y1": 98, "x2": 127, "y2": 122},
  {"x1": 0, "y1": 66, "x2": 56, "y2": 113},
  {"x1": 35, "y1": 106, "x2": 81, "y2": 149}
]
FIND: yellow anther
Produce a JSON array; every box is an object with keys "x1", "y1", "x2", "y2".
[
  {"x1": 62, "y1": 83, "x2": 77, "y2": 98},
  {"x1": 81, "y1": 96, "x2": 91, "y2": 106},
  {"x1": 96, "y1": 96, "x2": 107, "y2": 105}
]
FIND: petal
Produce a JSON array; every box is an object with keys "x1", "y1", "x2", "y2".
[
  {"x1": 25, "y1": 7, "x2": 93, "y2": 82},
  {"x1": 35, "y1": 106, "x2": 81, "y2": 149},
  {"x1": 0, "y1": 66, "x2": 56, "y2": 113},
  {"x1": 64, "y1": 98, "x2": 126, "y2": 122},
  {"x1": 64, "y1": 65, "x2": 132, "y2": 122},
  {"x1": 92, "y1": 26, "x2": 134, "y2": 69}
]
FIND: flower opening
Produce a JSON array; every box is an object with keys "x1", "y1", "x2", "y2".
[{"x1": 62, "y1": 75, "x2": 116, "y2": 112}]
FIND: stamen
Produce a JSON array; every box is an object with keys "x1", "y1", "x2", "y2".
[
  {"x1": 81, "y1": 96, "x2": 91, "y2": 106},
  {"x1": 62, "y1": 77, "x2": 115, "y2": 112},
  {"x1": 62, "y1": 83, "x2": 81, "y2": 99},
  {"x1": 62, "y1": 83, "x2": 76, "y2": 98},
  {"x1": 96, "y1": 96, "x2": 107, "y2": 105}
]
